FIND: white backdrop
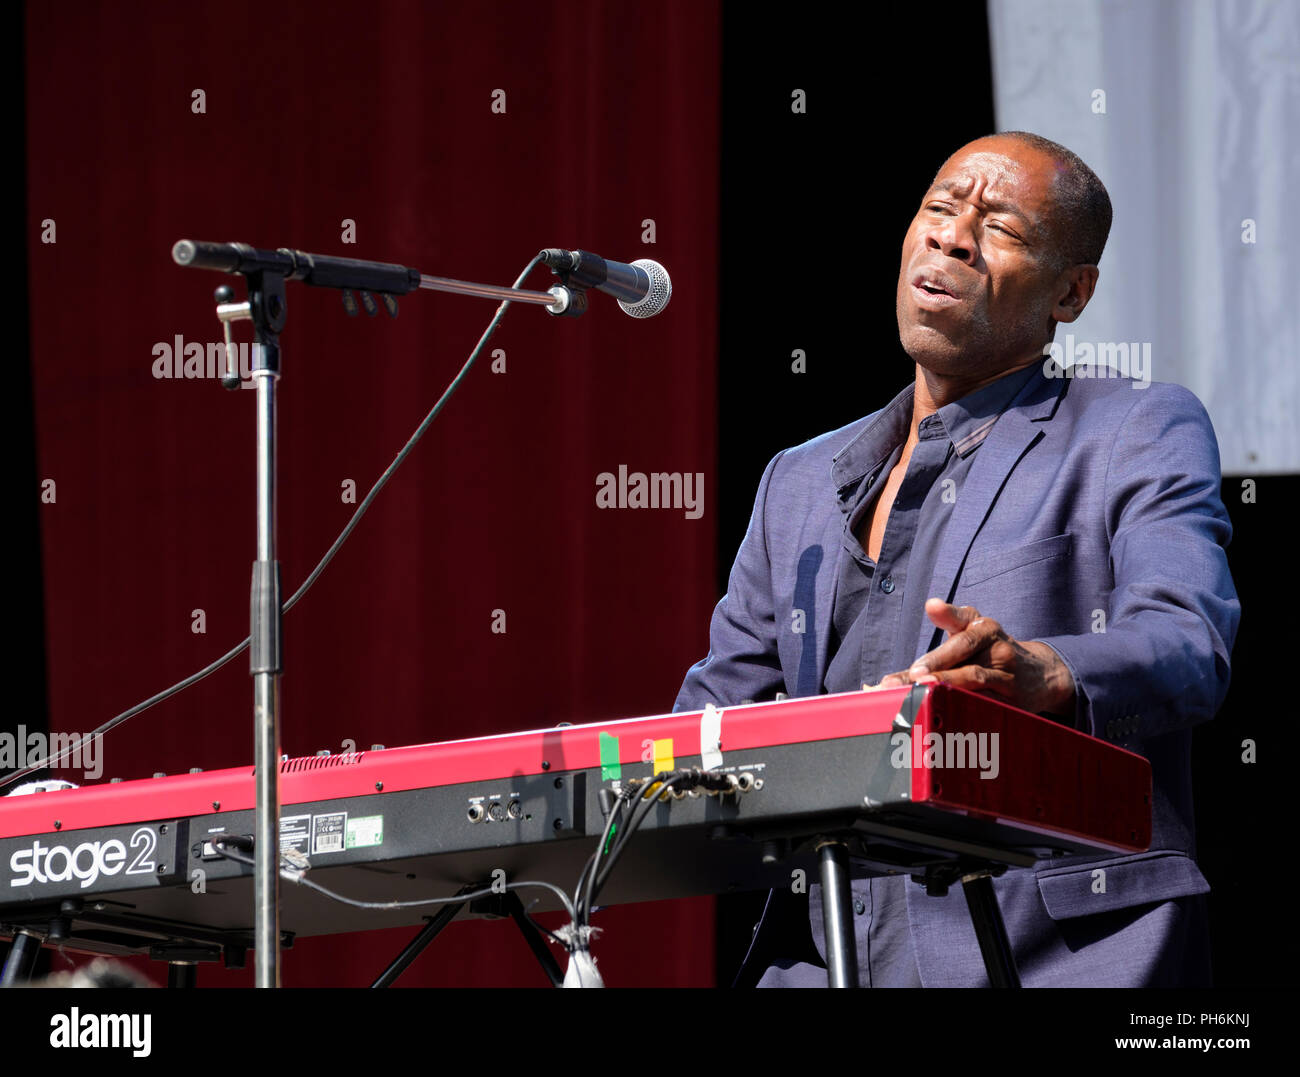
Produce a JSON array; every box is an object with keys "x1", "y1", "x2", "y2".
[{"x1": 988, "y1": 0, "x2": 1299, "y2": 473}]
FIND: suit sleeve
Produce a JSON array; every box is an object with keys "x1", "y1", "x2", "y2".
[
  {"x1": 673, "y1": 450, "x2": 789, "y2": 711},
  {"x1": 1036, "y1": 383, "x2": 1240, "y2": 740}
]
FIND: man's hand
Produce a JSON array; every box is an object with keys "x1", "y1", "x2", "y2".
[{"x1": 876, "y1": 599, "x2": 1076, "y2": 716}]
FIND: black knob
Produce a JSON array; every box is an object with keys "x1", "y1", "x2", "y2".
[{"x1": 214, "y1": 285, "x2": 235, "y2": 304}]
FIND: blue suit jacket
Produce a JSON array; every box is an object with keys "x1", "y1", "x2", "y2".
[{"x1": 674, "y1": 364, "x2": 1240, "y2": 986}]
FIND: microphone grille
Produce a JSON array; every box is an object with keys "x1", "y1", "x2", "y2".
[{"x1": 618, "y1": 260, "x2": 672, "y2": 318}]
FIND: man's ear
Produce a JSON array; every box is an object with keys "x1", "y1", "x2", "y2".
[{"x1": 1052, "y1": 264, "x2": 1099, "y2": 324}]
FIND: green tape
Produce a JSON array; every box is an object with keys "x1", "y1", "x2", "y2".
[
  {"x1": 599, "y1": 732, "x2": 622, "y2": 781},
  {"x1": 604, "y1": 822, "x2": 618, "y2": 855}
]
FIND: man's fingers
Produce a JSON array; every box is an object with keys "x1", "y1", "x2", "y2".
[
  {"x1": 923, "y1": 664, "x2": 1016, "y2": 696},
  {"x1": 924, "y1": 599, "x2": 980, "y2": 635},
  {"x1": 908, "y1": 616, "x2": 1001, "y2": 675}
]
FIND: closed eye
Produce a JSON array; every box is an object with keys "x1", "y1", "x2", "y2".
[{"x1": 986, "y1": 221, "x2": 1024, "y2": 241}]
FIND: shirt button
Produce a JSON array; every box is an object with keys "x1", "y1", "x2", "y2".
[
  {"x1": 854, "y1": 899, "x2": 866, "y2": 916},
  {"x1": 880, "y1": 576, "x2": 895, "y2": 593}
]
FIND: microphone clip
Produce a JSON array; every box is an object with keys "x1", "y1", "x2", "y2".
[{"x1": 540, "y1": 252, "x2": 590, "y2": 319}]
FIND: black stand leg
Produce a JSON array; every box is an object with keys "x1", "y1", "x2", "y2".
[
  {"x1": 961, "y1": 873, "x2": 1021, "y2": 988},
  {"x1": 370, "y1": 901, "x2": 466, "y2": 988},
  {"x1": 502, "y1": 892, "x2": 564, "y2": 987},
  {"x1": 167, "y1": 962, "x2": 197, "y2": 988},
  {"x1": 0, "y1": 929, "x2": 42, "y2": 986},
  {"x1": 818, "y1": 842, "x2": 859, "y2": 988},
  {"x1": 370, "y1": 886, "x2": 566, "y2": 988}
]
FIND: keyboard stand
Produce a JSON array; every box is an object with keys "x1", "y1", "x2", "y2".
[
  {"x1": 370, "y1": 886, "x2": 564, "y2": 988},
  {"x1": 778, "y1": 852, "x2": 1023, "y2": 989}
]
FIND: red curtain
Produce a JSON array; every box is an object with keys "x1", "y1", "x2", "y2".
[{"x1": 26, "y1": 0, "x2": 720, "y2": 987}]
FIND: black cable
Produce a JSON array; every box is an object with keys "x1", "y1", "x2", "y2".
[
  {"x1": 575, "y1": 785, "x2": 635, "y2": 926},
  {"x1": 581, "y1": 780, "x2": 659, "y2": 926},
  {"x1": 295, "y1": 873, "x2": 578, "y2": 921},
  {"x1": 577, "y1": 785, "x2": 634, "y2": 918},
  {"x1": 577, "y1": 788, "x2": 638, "y2": 926},
  {"x1": 209, "y1": 835, "x2": 576, "y2": 922},
  {"x1": 599, "y1": 771, "x2": 704, "y2": 886},
  {"x1": 522, "y1": 912, "x2": 568, "y2": 949},
  {"x1": 583, "y1": 772, "x2": 690, "y2": 928},
  {"x1": 1, "y1": 254, "x2": 546, "y2": 790}
]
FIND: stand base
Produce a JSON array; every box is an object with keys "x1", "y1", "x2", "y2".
[
  {"x1": 807, "y1": 856, "x2": 1022, "y2": 989},
  {"x1": 370, "y1": 887, "x2": 564, "y2": 988}
]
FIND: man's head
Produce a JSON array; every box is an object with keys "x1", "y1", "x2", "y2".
[{"x1": 896, "y1": 132, "x2": 1111, "y2": 381}]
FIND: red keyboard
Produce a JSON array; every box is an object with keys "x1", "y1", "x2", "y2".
[{"x1": 0, "y1": 684, "x2": 1150, "y2": 961}]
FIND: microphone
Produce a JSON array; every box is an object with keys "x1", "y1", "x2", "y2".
[{"x1": 540, "y1": 249, "x2": 671, "y2": 318}]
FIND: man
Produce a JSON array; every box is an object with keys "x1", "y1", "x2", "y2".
[{"x1": 674, "y1": 132, "x2": 1239, "y2": 987}]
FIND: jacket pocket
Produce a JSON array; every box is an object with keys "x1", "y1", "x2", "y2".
[
  {"x1": 960, "y1": 532, "x2": 1073, "y2": 588},
  {"x1": 1035, "y1": 849, "x2": 1209, "y2": 921}
]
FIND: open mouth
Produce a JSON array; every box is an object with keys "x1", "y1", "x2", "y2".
[
  {"x1": 912, "y1": 282, "x2": 959, "y2": 305},
  {"x1": 910, "y1": 270, "x2": 962, "y2": 305}
]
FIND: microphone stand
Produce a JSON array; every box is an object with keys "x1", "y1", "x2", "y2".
[
  {"x1": 248, "y1": 268, "x2": 284, "y2": 990},
  {"x1": 176, "y1": 239, "x2": 581, "y2": 987}
]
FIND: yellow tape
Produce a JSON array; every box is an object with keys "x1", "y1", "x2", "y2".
[{"x1": 653, "y1": 738, "x2": 674, "y2": 773}]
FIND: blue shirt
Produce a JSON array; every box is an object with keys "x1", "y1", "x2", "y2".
[
  {"x1": 823, "y1": 363, "x2": 1043, "y2": 693},
  {"x1": 808, "y1": 363, "x2": 1043, "y2": 984}
]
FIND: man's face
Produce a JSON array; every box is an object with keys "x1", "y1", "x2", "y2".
[{"x1": 896, "y1": 138, "x2": 1070, "y2": 378}]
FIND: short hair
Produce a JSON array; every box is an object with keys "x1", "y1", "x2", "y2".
[{"x1": 967, "y1": 131, "x2": 1113, "y2": 268}]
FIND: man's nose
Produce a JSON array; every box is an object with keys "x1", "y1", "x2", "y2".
[{"x1": 923, "y1": 214, "x2": 978, "y2": 264}]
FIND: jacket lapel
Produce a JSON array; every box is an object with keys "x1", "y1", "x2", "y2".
[{"x1": 912, "y1": 372, "x2": 1067, "y2": 662}]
